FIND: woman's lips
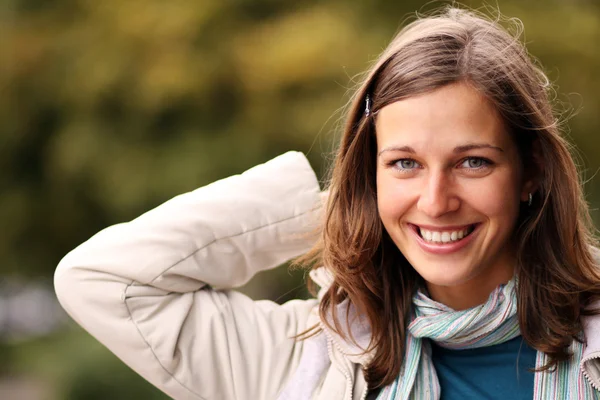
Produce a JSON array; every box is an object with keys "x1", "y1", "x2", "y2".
[{"x1": 409, "y1": 223, "x2": 480, "y2": 255}]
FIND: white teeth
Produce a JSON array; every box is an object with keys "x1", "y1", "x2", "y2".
[
  {"x1": 418, "y1": 226, "x2": 471, "y2": 244},
  {"x1": 441, "y1": 232, "x2": 450, "y2": 243}
]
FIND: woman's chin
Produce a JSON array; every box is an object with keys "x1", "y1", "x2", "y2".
[{"x1": 421, "y1": 273, "x2": 472, "y2": 290}]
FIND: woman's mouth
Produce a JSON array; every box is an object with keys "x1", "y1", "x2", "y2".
[
  {"x1": 417, "y1": 225, "x2": 476, "y2": 244},
  {"x1": 408, "y1": 223, "x2": 480, "y2": 254}
]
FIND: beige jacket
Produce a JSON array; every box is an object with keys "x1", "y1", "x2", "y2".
[{"x1": 54, "y1": 151, "x2": 371, "y2": 400}]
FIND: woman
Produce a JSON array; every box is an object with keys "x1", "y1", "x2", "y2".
[{"x1": 54, "y1": 6, "x2": 600, "y2": 400}]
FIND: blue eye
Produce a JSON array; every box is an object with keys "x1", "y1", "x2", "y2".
[
  {"x1": 396, "y1": 159, "x2": 419, "y2": 169},
  {"x1": 461, "y1": 157, "x2": 489, "y2": 169}
]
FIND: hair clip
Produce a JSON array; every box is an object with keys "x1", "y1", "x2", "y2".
[{"x1": 365, "y1": 95, "x2": 371, "y2": 117}]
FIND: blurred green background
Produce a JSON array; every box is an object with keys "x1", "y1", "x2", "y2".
[{"x1": 1, "y1": 0, "x2": 599, "y2": 398}]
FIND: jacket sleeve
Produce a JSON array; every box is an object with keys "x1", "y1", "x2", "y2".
[{"x1": 54, "y1": 151, "x2": 322, "y2": 400}]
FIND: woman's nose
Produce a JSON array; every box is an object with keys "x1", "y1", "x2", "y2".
[{"x1": 416, "y1": 172, "x2": 460, "y2": 218}]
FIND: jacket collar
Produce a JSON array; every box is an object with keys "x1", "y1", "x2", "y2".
[
  {"x1": 310, "y1": 267, "x2": 600, "y2": 388},
  {"x1": 309, "y1": 267, "x2": 376, "y2": 365}
]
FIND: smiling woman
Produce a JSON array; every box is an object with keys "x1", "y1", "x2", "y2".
[
  {"x1": 375, "y1": 82, "x2": 526, "y2": 311},
  {"x1": 54, "y1": 5, "x2": 600, "y2": 400},
  {"x1": 300, "y1": 5, "x2": 600, "y2": 399}
]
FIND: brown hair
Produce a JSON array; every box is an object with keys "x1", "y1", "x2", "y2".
[{"x1": 299, "y1": 6, "x2": 600, "y2": 390}]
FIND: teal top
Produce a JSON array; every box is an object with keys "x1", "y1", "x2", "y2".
[{"x1": 430, "y1": 335, "x2": 537, "y2": 399}]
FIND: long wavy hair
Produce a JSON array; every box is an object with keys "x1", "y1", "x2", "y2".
[{"x1": 299, "y1": 6, "x2": 600, "y2": 390}]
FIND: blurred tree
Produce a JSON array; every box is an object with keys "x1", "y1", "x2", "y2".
[{"x1": 1, "y1": 0, "x2": 599, "y2": 280}]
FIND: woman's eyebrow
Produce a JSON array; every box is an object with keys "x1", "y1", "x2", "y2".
[
  {"x1": 378, "y1": 146, "x2": 415, "y2": 156},
  {"x1": 453, "y1": 143, "x2": 504, "y2": 153},
  {"x1": 378, "y1": 143, "x2": 504, "y2": 156}
]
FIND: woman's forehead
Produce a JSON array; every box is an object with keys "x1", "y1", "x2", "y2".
[{"x1": 374, "y1": 83, "x2": 512, "y2": 154}]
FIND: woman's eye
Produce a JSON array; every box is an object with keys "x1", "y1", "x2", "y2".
[
  {"x1": 461, "y1": 157, "x2": 488, "y2": 169},
  {"x1": 395, "y1": 159, "x2": 419, "y2": 169}
]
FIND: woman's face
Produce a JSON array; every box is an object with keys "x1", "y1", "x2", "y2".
[{"x1": 375, "y1": 82, "x2": 533, "y2": 310}]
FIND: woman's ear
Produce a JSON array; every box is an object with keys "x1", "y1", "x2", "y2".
[
  {"x1": 520, "y1": 137, "x2": 543, "y2": 202},
  {"x1": 520, "y1": 180, "x2": 537, "y2": 202}
]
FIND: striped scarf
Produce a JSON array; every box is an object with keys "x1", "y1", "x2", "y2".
[{"x1": 378, "y1": 279, "x2": 596, "y2": 399}]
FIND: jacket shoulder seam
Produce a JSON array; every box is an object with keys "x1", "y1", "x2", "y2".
[{"x1": 148, "y1": 205, "x2": 319, "y2": 285}]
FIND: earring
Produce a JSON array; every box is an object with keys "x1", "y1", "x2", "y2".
[{"x1": 528, "y1": 192, "x2": 533, "y2": 206}]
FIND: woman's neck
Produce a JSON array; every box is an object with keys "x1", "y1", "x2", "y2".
[{"x1": 426, "y1": 263, "x2": 515, "y2": 311}]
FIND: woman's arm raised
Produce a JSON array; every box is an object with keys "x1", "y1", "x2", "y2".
[{"x1": 54, "y1": 151, "x2": 322, "y2": 400}]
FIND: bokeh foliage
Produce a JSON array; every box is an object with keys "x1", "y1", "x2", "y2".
[{"x1": 2, "y1": 0, "x2": 600, "y2": 398}]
